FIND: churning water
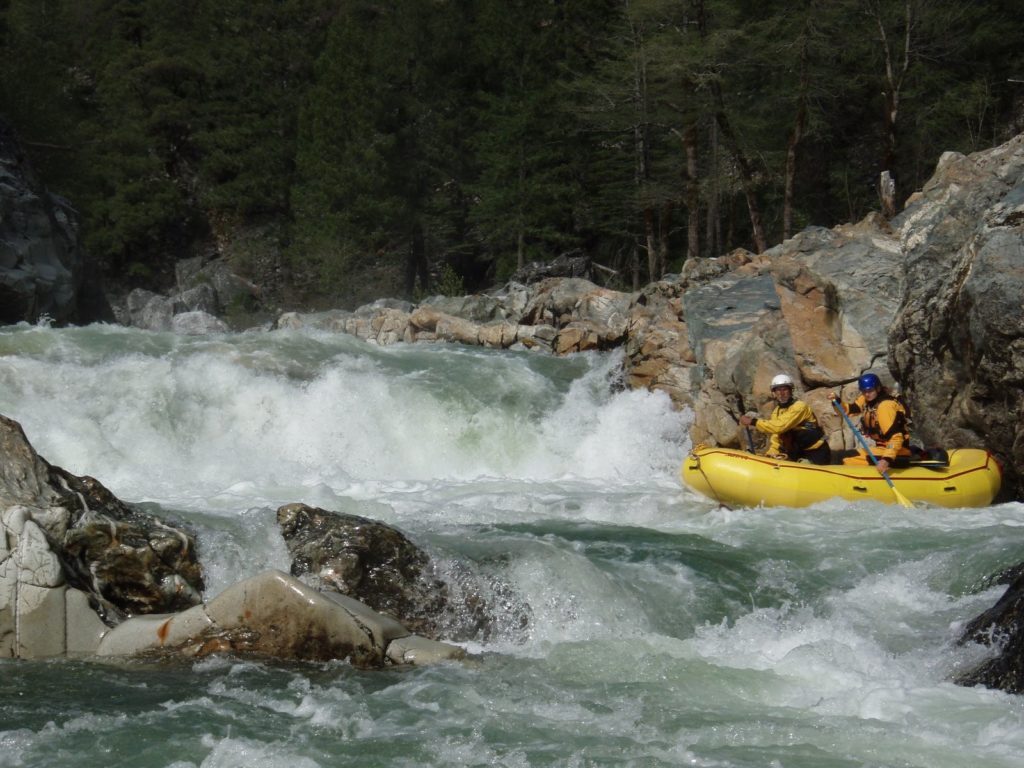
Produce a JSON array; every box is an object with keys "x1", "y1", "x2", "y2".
[{"x1": 1, "y1": 322, "x2": 1022, "y2": 768}]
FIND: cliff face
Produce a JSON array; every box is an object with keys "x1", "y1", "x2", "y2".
[
  {"x1": 890, "y1": 136, "x2": 1024, "y2": 500},
  {"x1": 0, "y1": 118, "x2": 111, "y2": 325}
]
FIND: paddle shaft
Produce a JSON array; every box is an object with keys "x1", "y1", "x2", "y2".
[
  {"x1": 831, "y1": 398, "x2": 913, "y2": 508},
  {"x1": 744, "y1": 427, "x2": 756, "y2": 454}
]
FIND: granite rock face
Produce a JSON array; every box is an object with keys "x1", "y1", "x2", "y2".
[
  {"x1": 1, "y1": 416, "x2": 465, "y2": 666},
  {"x1": 890, "y1": 136, "x2": 1024, "y2": 499},
  {"x1": 0, "y1": 414, "x2": 204, "y2": 627},
  {"x1": 0, "y1": 119, "x2": 111, "y2": 325}
]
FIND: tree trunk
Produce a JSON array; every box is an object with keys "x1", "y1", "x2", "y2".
[
  {"x1": 629, "y1": 14, "x2": 656, "y2": 280},
  {"x1": 725, "y1": 194, "x2": 736, "y2": 252},
  {"x1": 783, "y1": 27, "x2": 809, "y2": 241},
  {"x1": 643, "y1": 207, "x2": 657, "y2": 282},
  {"x1": 516, "y1": 145, "x2": 526, "y2": 269},
  {"x1": 867, "y1": 0, "x2": 912, "y2": 205},
  {"x1": 684, "y1": 124, "x2": 700, "y2": 261},
  {"x1": 706, "y1": 120, "x2": 720, "y2": 257},
  {"x1": 879, "y1": 170, "x2": 897, "y2": 218},
  {"x1": 711, "y1": 82, "x2": 767, "y2": 254},
  {"x1": 658, "y1": 201, "x2": 672, "y2": 277},
  {"x1": 782, "y1": 119, "x2": 802, "y2": 241},
  {"x1": 405, "y1": 220, "x2": 429, "y2": 298}
]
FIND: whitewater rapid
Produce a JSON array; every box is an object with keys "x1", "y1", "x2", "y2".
[{"x1": 2, "y1": 321, "x2": 1023, "y2": 768}]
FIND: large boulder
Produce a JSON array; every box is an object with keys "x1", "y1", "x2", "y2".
[
  {"x1": 0, "y1": 414, "x2": 204, "y2": 628},
  {"x1": 1, "y1": 416, "x2": 466, "y2": 666},
  {"x1": 955, "y1": 562, "x2": 1024, "y2": 693},
  {"x1": 890, "y1": 135, "x2": 1024, "y2": 499},
  {"x1": 94, "y1": 569, "x2": 465, "y2": 667},
  {"x1": 0, "y1": 119, "x2": 111, "y2": 325},
  {"x1": 510, "y1": 251, "x2": 593, "y2": 284},
  {"x1": 1, "y1": 506, "x2": 111, "y2": 658},
  {"x1": 174, "y1": 256, "x2": 261, "y2": 316},
  {"x1": 682, "y1": 270, "x2": 793, "y2": 446},
  {"x1": 277, "y1": 503, "x2": 448, "y2": 639},
  {"x1": 116, "y1": 258, "x2": 258, "y2": 332},
  {"x1": 621, "y1": 276, "x2": 696, "y2": 406},
  {"x1": 660, "y1": 211, "x2": 907, "y2": 453},
  {"x1": 277, "y1": 503, "x2": 528, "y2": 642},
  {"x1": 770, "y1": 215, "x2": 903, "y2": 388}
]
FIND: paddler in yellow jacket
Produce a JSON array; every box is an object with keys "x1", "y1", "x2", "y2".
[
  {"x1": 740, "y1": 373, "x2": 831, "y2": 465},
  {"x1": 829, "y1": 372, "x2": 911, "y2": 474}
]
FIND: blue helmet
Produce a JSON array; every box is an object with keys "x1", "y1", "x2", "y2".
[{"x1": 858, "y1": 372, "x2": 881, "y2": 392}]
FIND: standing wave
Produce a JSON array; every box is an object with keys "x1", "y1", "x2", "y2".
[{"x1": 0, "y1": 323, "x2": 689, "y2": 509}]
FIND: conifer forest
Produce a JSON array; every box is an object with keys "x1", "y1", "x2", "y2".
[{"x1": 2, "y1": 0, "x2": 1022, "y2": 306}]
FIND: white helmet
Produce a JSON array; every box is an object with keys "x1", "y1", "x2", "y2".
[{"x1": 770, "y1": 373, "x2": 794, "y2": 390}]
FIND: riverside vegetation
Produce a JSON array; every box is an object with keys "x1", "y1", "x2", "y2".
[{"x1": 1, "y1": 0, "x2": 1023, "y2": 311}]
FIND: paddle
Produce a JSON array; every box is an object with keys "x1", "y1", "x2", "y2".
[
  {"x1": 831, "y1": 398, "x2": 914, "y2": 508},
  {"x1": 744, "y1": 427, "x2": 756, "y2": 454}
]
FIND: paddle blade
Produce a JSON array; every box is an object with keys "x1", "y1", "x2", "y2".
[{"x1": 892, "y1": 485, "x2": 914, "y2": 508}]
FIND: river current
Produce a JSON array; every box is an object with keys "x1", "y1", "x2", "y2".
[{"x1": 1, "y1": 321, "x2": 1022, "y2": 768}]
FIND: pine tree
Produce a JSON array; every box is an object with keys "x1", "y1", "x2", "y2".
[
  {"x1": 464, "y1": 0, "x2": 583, "y2": 283},
  {"x1": 292, "y1": 0, "x2": 473, "y2": 304}
]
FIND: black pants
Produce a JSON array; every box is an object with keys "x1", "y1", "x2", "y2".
[{"x1": 793, "y1": 442, "x2": 831, "y2": 466}]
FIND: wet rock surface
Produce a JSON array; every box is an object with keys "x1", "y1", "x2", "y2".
[
  {"x1": 0, "y1": 414, "x2": 203, "y2": 625},
  {"x1": 957, "y1": 562, "x2": 1024, "y2": 694},
  {"x1": 277, "y1": 502, "x2": 529, "y2": 642},
  {"x1": 2, "y1": 415, "x2": 466, "y2": 666}
]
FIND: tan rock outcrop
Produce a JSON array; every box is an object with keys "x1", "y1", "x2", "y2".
[{"x1": 95, "y1": 570, "x2": 465, "y2": 667}]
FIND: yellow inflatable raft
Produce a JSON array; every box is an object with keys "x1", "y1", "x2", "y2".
[{"x1": 681, "y1": 446, "x2": 1001, "y2": 508}]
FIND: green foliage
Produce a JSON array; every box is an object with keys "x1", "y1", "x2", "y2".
[
  {"x1": 436, "y1": 263, "x2": 465, "y2": 298},
  {"x1": 125, "y1": 261, "x2": 154, "y2": 281},
  {"x1": 1, "y1": 0, "x2": 1022, "y2": 301},
  {"x1": 464, "y1": 0, "x2": 584, "y2": 274}
]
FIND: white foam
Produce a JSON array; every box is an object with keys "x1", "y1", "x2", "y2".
[{"x1": 1, "y1": 329, "x2": 686, "y2": 514}]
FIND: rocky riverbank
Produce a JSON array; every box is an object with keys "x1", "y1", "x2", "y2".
[
  {"x1": 0, "y1": 414, "x2": 467, "y2": 666},
  {"x1": 5, "y1": 113, "x2": 1024, "y2": 689},
  {"x1": 4, "y1": 112, "x2": 1022, "y2": 499},
  {"x1": 113, "y1": 136, "x2": 1024, "y2": 502},
  {"x1": 267, "y1": 133, "x2": 1024, "y2": 503}
]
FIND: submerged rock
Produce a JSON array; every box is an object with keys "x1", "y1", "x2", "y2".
[
  {"x1": 956, "y1": 565, "x2": 1024, "y2": 694},
  {"x1": 277, "y1": 502, "x2": 446, "y2": 637}
]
